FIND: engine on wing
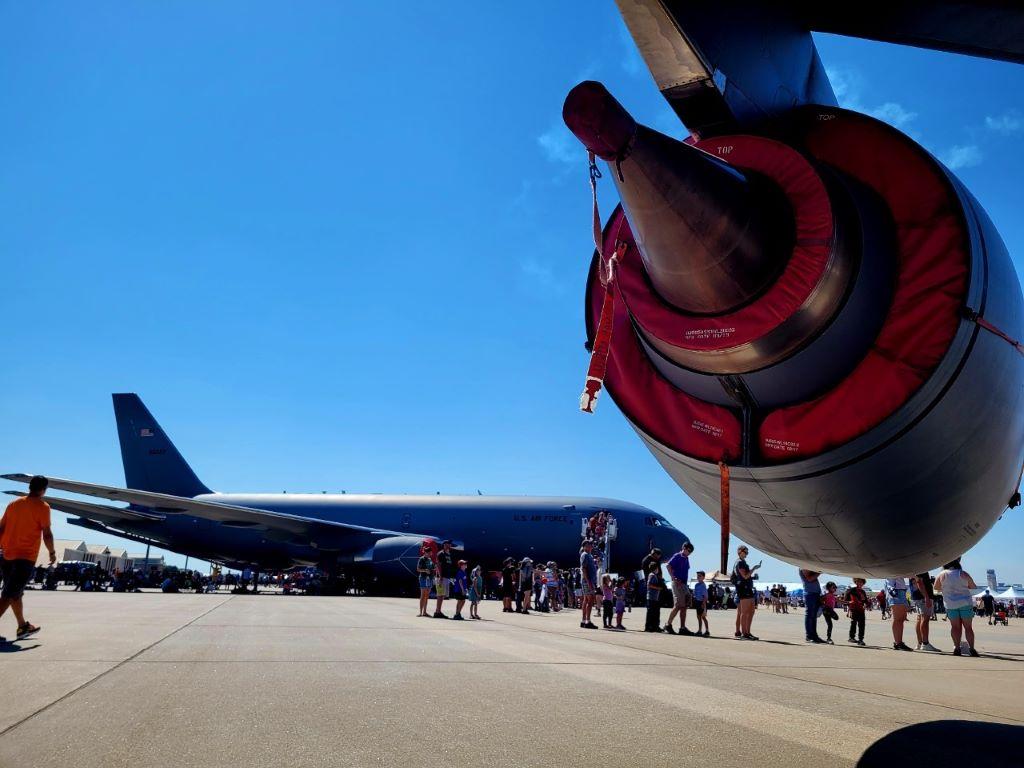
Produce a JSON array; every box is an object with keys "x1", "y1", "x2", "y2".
[
  {"x1": 564, "y1": 82, "x2": 1024, "y2": 577},
  {"x1": 370, "y1": 536, "x2": 428, "y2": 579}
]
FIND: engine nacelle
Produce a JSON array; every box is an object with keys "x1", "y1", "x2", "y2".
[
  {"x1": 566, "y1": 82, "x2": 1024, "y2": 577},
  {"x1": 369, "y1": 536, "x2": 429, "y2": 578}
]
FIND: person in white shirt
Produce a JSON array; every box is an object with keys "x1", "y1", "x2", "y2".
[{"x1": 933, "y1": 558, "x2": 980, "y2": 657}]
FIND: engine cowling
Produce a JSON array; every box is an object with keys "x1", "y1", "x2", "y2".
[
  {"x1": 565, "y1": 81, "x2": 1024, "y2": 576},
  {"x1": 370, "y1": 536, "x2": 430, "y2": 578}
]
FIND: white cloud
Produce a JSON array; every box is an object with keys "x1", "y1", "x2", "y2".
[
  {"x1": 825, "y1": 67, "x2": 918, "y2": 132},
  {"x1": 519, "y1": 258, "x2": 565, "y2": 296},
  {"x1": 537, "y1": 122, "x2": 579, "y2": 164},
  {"x1": 825, "y1": 67, "x2": 862, "y2": 108},
  {"x1": 940, "y1": 144, "x2": 983, "y2": 170},
  {"x1": 985, "y1": 111, "x2": 1023, "y2": 135},
  {"x1": 869, "y1": 102, "x2": 918, "y2": 130}
]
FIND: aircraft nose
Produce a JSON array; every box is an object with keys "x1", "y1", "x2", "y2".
[{"x1": 667, "y1": 529, "x2": 689, "y2": 553}]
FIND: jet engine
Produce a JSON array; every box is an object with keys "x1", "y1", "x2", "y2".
[
  {"x1": 369, "y1": 536, "x2": 426, "y2": 579},
  {"x1": 564, "y1": 80, "x2": 1024, "y2": 576}
]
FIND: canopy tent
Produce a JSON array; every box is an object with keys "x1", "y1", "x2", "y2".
[{"x1": 995, "y1": 587, "x2": 1024, "y2": 601}]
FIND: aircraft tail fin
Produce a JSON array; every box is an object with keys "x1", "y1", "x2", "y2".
[{"x1": 112, "y1": 393, "x2": 211, "y2": 497}]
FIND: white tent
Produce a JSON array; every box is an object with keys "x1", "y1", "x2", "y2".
[{"x1": 995, "y1": 587, "x2": 1023, "y2": 601}]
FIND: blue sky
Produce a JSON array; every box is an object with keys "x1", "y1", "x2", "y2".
[{"x1": 1, "y1": 3, "x2": 1022, "y2": 584}]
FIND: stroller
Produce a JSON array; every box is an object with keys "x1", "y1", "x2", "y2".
[{"x1": 993, "y1": 609, "x2": 1009, "y2": 627}]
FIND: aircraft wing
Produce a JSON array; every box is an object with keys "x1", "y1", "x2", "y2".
[
  {"x1": 2, "y1": 474, "x2": 437, "y2": 551},
  {"x1": 4, "y1": 491, "x2": 165, "y2": 522},
  {"x1": 796, "y1": 2, "x2": 1024, "y2": 65},
  {"x1": 616, "y1": 0, "x2": 1023, "y2": 136}
]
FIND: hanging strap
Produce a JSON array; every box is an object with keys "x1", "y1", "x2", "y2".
[
  {"x1": 962, "y1": 307, "x2": 1024, "y2": 356},
  {"x1": 580, "y1": 151, "x2": 628, "y2": 413}
]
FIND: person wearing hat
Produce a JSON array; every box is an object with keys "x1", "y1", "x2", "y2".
[
  {"x1": 844, "y1": 577, "x2": 869, "y2": 645},
  {"x1": 416, "y1": 542, "x2": 435, "y2": 617},
  {"x1": 452, "y1": 559, "x2": 469, "y2": 620},
  {"x1": 518, "y1": 557, "x2": 534, "y2": 614},
  {"x1": 732, "y1": 545, "x2": 759, "y2": 640},
  {"x1": 433, "y1": 540, "x2": 455, "y2": 618}
]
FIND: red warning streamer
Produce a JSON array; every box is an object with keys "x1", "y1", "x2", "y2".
[
  {"x1": 964, "y1": 307, "x2": 1024, "y2": 356},
  {"x1": 580, "y1": 151, "x2": 627, "y2": 413}
]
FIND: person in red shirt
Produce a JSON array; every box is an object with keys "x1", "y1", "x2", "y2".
[
  {"x1": 845, "y1": 577, "x2": 869, "y2": 645},
  {"x1": 0, "y1": 475, "x2": 56, "y2": 642},
  {"x1": 876, "y1": 588, "x2": 890, "y2": 619}
]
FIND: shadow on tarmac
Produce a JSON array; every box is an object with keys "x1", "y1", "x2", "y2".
[
  {"x1": 0, "y1": 641, "x2": 39, "y2": 653},
  {"x1": 858, "y1": 721, "x2": 1024, "y2": 768}
]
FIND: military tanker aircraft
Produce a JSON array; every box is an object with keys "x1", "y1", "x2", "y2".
[
  {"x1": 566, "y1": 1, "x2": 1024, "y2": 576},
  {"x1": 4, "y1": 394, "x2": 686, "y2": 584}
]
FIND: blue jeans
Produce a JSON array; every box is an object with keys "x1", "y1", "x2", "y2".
[{"x1": 805, "y1": 593, "x2": 820, "y2": 639}]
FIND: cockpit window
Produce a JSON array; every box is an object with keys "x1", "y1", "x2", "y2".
[{"x1": 644, "y1": 516, "x2": 663, "y2": 527}]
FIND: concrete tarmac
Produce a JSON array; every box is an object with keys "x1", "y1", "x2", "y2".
[{"x1": 0, "y1": 592, "x2": 1022, "y2": 767}]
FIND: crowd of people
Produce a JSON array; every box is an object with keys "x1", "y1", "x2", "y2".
[
  {"x1": 0, "y1": 476, "x2": 1016, "y2": 659},
  {"x1": 410, "y1": 528, "x2": 1002, "y2": 659}
]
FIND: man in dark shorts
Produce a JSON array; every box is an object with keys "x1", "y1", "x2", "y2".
[
  {"x1": 0, "y1": 476, "x2": 56, "y2": 642},
  {"x1": 981, "y1": 590, "x2": 995, "y2": 624},
  {"x1": 433, "y1": 540, "x2": 455, "y2": 618}
]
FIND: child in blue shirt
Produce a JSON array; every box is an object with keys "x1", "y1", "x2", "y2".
[
  {"x1": 693, "y1": 571, "x2": 710, "y2": 637},
  {"x1": 452, "y1": 560, "x2": 469, "y2": 620}
]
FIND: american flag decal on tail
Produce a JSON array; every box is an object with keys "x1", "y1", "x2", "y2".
[{"x1": 140, "y1": 428, "x2": 154, "y2": 437}]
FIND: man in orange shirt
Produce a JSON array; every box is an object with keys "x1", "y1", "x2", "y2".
[{"x1": 0, "y1": 475, "x2": 56, "y2": 641}]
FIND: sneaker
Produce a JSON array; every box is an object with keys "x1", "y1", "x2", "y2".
[
  {"x1": 847, "y1": 637, "x2": 858, "y2": 644},
  {"x1": 433, "y1": 612, "x2": 447, "y2": 619},
  {"x1": 703, "y1": 631, "x2": 710, "y2": 638},
  {"x1": 858, "y1": 640, "x2": 866, "y2": 646},
  {"x1": 663, "y1": 625, "x2": 677, "y2": 635},
  {"x1": 826, "y1": 638, "x2": 834, "y2": 645},
  {"x1": 806, "y1": 637, "x2": 824, "y2": 644},
  {"x1": 584, "y1": 622, "x2": 599, "y2": 629},
  {"x1": 16, "y1": 623, "x2": 39, "y2": 639},
  {"x1": 952, "y1": 647, "x2": 962, "y2": 656},
  {"x1": 920, "y1": 642, "x2": 941, "y2": 653},
  {"x1": 915, "y1": 643, "x2": 922, "y2": 650},
  {"x1": 894, "y1": 642, "x2": 913, "y2": 651},
  {"x1": 742, "y1": 633, "x2": 759, "y2": 641},
  {"x1": 679, "y1": 627, "x2": 695, "y2": 636},
  {"x1": 968, "y1": 648, "x2": 980, "y2": 657},
  {"x1": 734, "y1": 631, "x2": 742, "y2": 638},
  {"x1": 580, "y1": 622, "x2": 586, "y2": 628},
  {"x1": 452, "y1": 614, "x2": 464, "y2": 621},
  {"x1": 522, "y1": 610, "x2": 530, "y2": 615}
]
